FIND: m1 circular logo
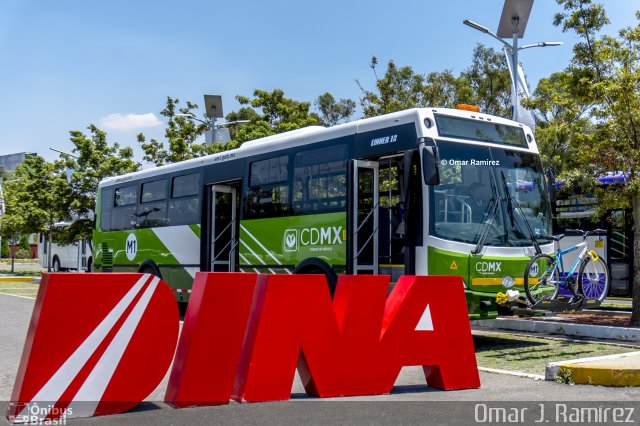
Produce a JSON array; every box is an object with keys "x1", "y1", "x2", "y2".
[
  {"x1": 530, "y1": 262, "x2": 539, "y2": 277},
  {"x1": 126, "y1": 233, "x2": 138, "y2": 261}
]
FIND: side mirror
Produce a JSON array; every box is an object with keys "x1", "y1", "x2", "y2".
[{"x1": 422, "y1": 145, "x2": 440, "y2": 186}]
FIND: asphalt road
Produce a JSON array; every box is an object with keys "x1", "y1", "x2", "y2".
[{"x1": 1, "y1": 293, "x2": 639, "y2": 425}]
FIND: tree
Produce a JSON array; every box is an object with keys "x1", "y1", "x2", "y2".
[
  {"x1": 226, "y1": 89, "x2": 322, "y2": 144},
  {"x1": 552, "y1": 0, "x2": 640, "y2": 326},
  {"x1": 58, "y1": 125, "x2": 140, "y2": 244},
  {"x1": 315, "y1": 92, "x2": 356, "y2": 126},
  {"x1": 0, "y1": 156, "x2": 70, "y2": 249},
  {"x1": 0, "y1": 237, "x2": 8, "y2": 258},
  {"x1": 139, "y1": 97, "x2": 231, "y2": 167},
  {"x1": 524, "y1": 72, "x2": 593, "y2": 176},
  {"x1": 358, "y1": 58, "x2": 458, "y2": 117},
  {"x1": 358, "y1": 47, "x2": 512, "y2": 118},
  {"x1": 459, "y1": 44, "x2": 512, "y2": 117}
]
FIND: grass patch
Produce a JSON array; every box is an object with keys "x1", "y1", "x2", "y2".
[
  {"x1": 473, "y1": 332, "x2": 634, "y2": 376},
  {"x1": 0, "y1": 259, "x2": 39, "y2": 265},
  {"x1": 0, "y1": 281, "x2": 39, "y2": 298},
  {"x1": 0, "y1": 269, "x2": 43, "y2": 277},
  {"x1": 598, "y1": 303, "x2": 632, "y2": 311}
]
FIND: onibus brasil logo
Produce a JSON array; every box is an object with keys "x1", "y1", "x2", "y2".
[{"x1": 283, "y1": 226, "x2": 343, "y2": 252}]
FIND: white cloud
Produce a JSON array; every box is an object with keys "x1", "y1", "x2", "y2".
[{"x1": 100, "y1": 113, "x2": 162, "y2": 131}]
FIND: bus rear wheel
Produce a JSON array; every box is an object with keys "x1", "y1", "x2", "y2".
[
  {"x1": 52, "y1": 256, "x2": 61, "y2": 272},
  {"x1": 294, "y1": 259, "x2": 338, "y2": 297}
]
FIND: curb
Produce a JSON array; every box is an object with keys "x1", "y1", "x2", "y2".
[
  {"x1": 546, "y1": 351, "x2": 640, "y2": 386},
  {"x1": 471, "y1": 318, "x2": 640, "y2": 342},
  {"x1": 0, "y1": 276, "x2": 38, "y2": 282},
  {"x1": 478, "y1": 366, "x2": 545, "y2": 381}
]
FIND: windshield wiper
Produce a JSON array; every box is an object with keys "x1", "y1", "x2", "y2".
[
  {"x1": 500, "y1": 171, "x2": 541, "y2": 255},
  {"x1": 472, "y1": 174, "x2": 500, "y2": 255},
  {"x1": 471, "y1": 198, "x2": 497, "y2": 254}
]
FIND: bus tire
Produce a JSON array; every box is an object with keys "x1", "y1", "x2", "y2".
[
  {"x1": 293, "y1": 258, "x2": 338, "y2": 296},
  {"x1": 139, "y1": 260, "x2": 163, "y2": 279},
  {"x1": 52, "y1": 256, "x2": 61, "y2": 272}
]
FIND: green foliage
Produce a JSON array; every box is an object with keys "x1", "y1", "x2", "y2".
[
  {"x1": 0, "y1": 155, "x2": 70, "y2": 239},
  {"x1": 358, "y1": 46, "x2": 512, "y2": 118},
  {"x1": 139, "y1": 97, "x2": 228, "y2": 167},
  {"x1": 1, "y1": 238, "x2": 9, "y2": 258},
  {"x1": 59, "y1": 125, "x2": 140, "y2": 244},
  {"x1": 314, "y1": 92, "x2": 356, "y2": 126},
  {"x1": 18, "y1": 235, "x2": 30, "y2": 251},
  {"x1": 229, "y1": 89, "x2": 323, "y2": 144},
  {"x1": 358, "y1": 58, "x2": 459, "y2": 117},
  {"x1": 555, "y1": 368, "x2": 575, "y2": 385},
  {"x1": 524, "y1": 72, "x2": 593, "y2": 176},
  {"x1": 14, "y1": 248, "x2": 32, "y2": 259}
]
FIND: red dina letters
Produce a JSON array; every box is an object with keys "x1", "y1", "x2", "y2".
[{"x1": 8, "y1": 272, "x2": 480, "y2": 423}]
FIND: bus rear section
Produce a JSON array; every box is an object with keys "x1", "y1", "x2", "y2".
[{"x1": 38, "y1": 223, "x2": 92, "y2": 272}]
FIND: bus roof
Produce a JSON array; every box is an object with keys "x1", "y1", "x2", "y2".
[{"x1": 99, "y1": 107, "x2": 534, "y2": 188}]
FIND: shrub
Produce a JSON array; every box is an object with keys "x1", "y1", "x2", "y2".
[
  {"x1": 19, "y1": 235, "x2": 30, "y2": 251},
  {"x1": 0, "y1": 238, "x2": 9, "y2": 258},
  {"x1": 555, "y1": 368, "x2": 575, "y2": 385},
  {"x1": 15, "y1": 248, "x2": 33, "y2": 259}
]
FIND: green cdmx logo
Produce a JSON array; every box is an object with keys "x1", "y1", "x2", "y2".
[
  {"x1": 283, "y1": 226, "x2": 344, "y2": 253},
  {"x1": 284, "y1": 229, "x2": 298, "y2": 252}
]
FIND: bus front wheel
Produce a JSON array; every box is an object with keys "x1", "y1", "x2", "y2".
[{"x1": 139, "y1": 261, "x2": 162, "y2": 279}]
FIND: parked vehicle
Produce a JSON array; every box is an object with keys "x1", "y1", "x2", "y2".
[{"x1": 38, "y1": 222, "x2": 92, "y2": 271}]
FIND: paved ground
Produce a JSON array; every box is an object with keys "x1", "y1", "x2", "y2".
[
  {"x1": 0, "y1": 262, "x2": 43, "y2": 273},
  {"x1": 1, "y1": 293, "x2": 639, "y2": 425}
]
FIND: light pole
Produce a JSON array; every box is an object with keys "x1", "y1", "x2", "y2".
[
  {"x1": 49, "y1": 147, "x2": 78, "y2": 159},
  {"x1": 174, "y1": 112, "x2": 250, "y2": 145},
  {"x1": 463, "y1": 0, "x2": 562, "y2": 125}
]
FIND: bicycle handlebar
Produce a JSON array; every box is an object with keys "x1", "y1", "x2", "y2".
[{"x1": 564, "y1": 229, "x2": 607, "y2": 239}]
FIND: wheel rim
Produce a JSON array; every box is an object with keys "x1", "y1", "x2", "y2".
[{"x1": 581, "y1": 260, "x2": 607, "y2": 299}]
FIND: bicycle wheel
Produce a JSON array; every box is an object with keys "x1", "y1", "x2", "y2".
[
  {"x1": 524, "y1": 254, "x2": 560, "y2": 305},
  {"x1": 578, "y1": 256, "x2": 609, "y2": 302}
]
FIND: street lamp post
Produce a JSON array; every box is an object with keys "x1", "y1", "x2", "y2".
[
  {"x1": 174, "y1": 110, "x2": 250, "y2": 145},
  {"x1": 463, "y1": 0, "x2": 562, "y2": 124}
]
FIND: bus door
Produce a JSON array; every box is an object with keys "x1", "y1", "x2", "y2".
[
  {"x1": 351, "y1": 160, "x2": 379, "y2": 274},
  {"x1": 210, "y1": 185, "x2": 237, "y2": 272}
]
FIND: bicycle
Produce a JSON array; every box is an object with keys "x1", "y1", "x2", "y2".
[{"x1": 523, "y1": 229, "x2": 610, "y2": 306}]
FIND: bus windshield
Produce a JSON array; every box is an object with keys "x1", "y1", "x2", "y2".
[{"x1": 430, "y1": 140, "x2": 552, "y2": 247}]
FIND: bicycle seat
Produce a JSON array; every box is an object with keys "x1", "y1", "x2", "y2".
[{"x1": 550, "y1": 234, "x2": 564, "y2": 241}]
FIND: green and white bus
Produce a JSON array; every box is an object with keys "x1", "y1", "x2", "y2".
[{"x1": 93, "y1": 107, "x2": 553, "y2": 318}]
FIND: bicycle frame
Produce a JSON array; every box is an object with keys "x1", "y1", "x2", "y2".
[{"x1": 548, "y1": 241, "x2": 588, "y2": 291}]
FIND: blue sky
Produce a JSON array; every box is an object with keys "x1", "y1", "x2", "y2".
[{"x1": 0, "y1": 0, "x2": 636, "y2": 164}]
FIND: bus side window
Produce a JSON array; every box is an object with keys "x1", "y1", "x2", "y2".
[
  {"x1": 245, "y1": 156, "x2": 289, "y2": 219},
  {"x1": 99, "y1": 188, "x2": 114, "y2": 231},
  {"x1": 137, "y1": 179, "x2": 167, "y2": 228},
  {"x1": 292, "y1": 145, "x2": 346, "y2": 215},
  {"x1": 168, "y1": 173, "x2": 201, "y2": 226},
  {"x1": 111, "y1": 185, "x2": 138, "y2": 231}
]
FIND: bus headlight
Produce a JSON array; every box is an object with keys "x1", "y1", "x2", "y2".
[{"x1": 501, "y1": 275, "x2": 515, "y2": 289}]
